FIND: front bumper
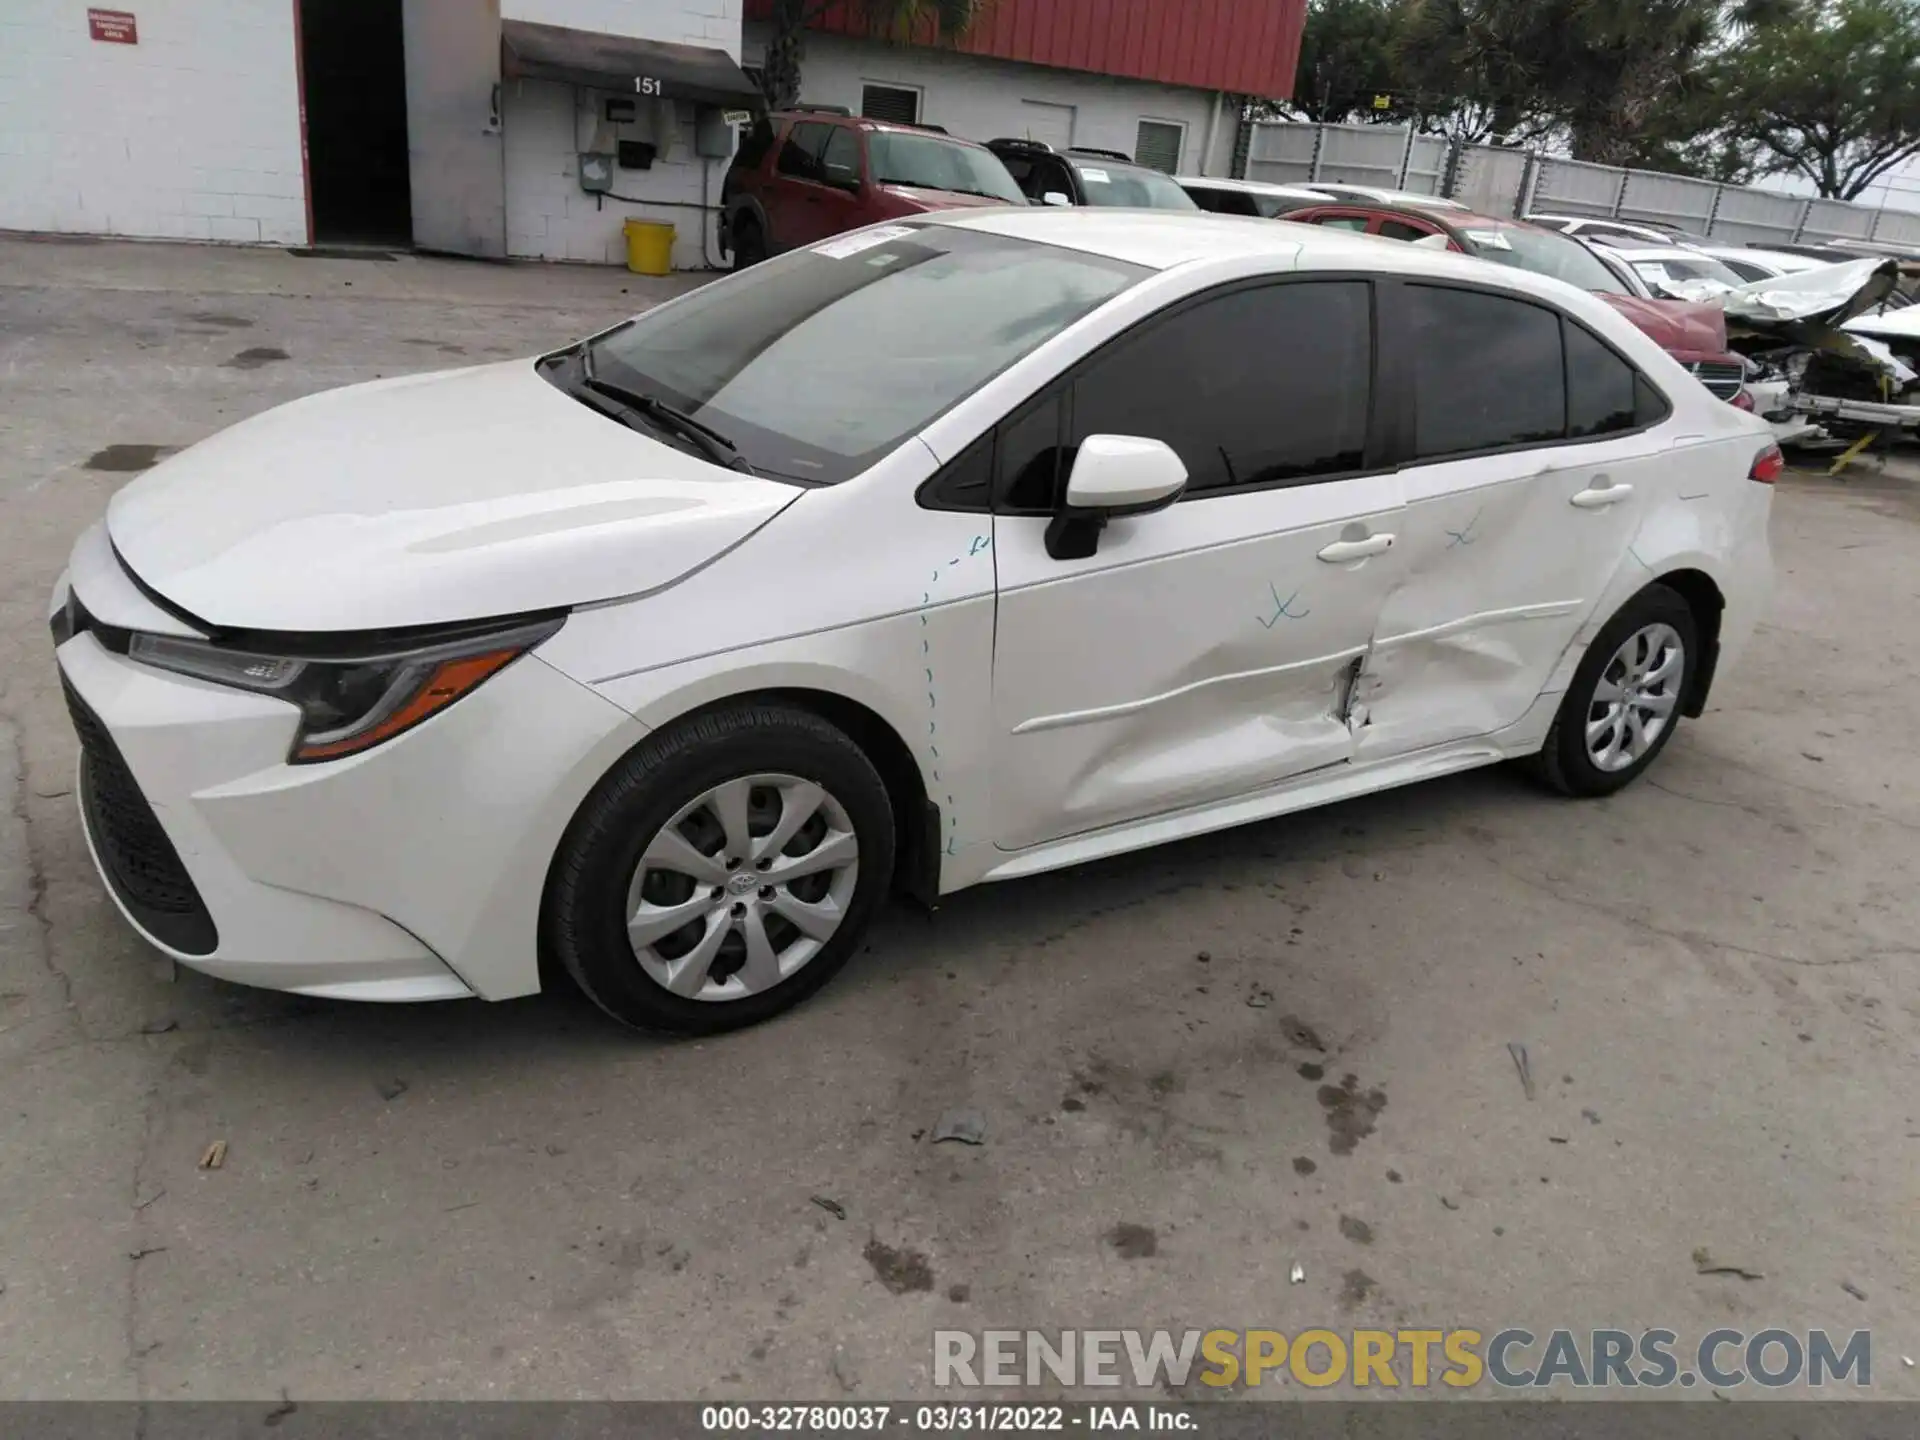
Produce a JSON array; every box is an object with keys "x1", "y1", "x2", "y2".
[{"x1": 52, "y1": 575, "x2": 647, "y2": 1002}]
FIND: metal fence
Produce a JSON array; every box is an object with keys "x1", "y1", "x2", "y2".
[{"x1": 1241, "y1": 118, "x2": 1920, "y2": 250}]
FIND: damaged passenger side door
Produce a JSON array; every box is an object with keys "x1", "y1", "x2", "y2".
[
  {"x1": 989, "y1": 278, "x2": 1408, "y2": 852},
  {"x1": 1356, "y1": 281, "x2": 1668, "y2": 759}
]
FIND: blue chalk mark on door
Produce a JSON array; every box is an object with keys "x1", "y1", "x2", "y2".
[{"x1": 1258, "y1": 583, "x2": 1311, "y2": 628}]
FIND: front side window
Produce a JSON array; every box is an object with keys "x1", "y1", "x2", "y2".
[
  {"x1": 1409, "y1": 285, "x2": 1565, "y2": 458},
  {"x1": 1067, "y1": 282, "x2": 1373, "y2": 496},
  {"x1": 818, "y1": 126, "x2": 860, "y2": 183},
  {"x1": 583, "y1": 228, "x2": 1144, "y2": 483},
  {"x1": 1072, "y1": 160, "x2": 1200, "y2": 210},
  {"x1": 868, "y1": 132, "x2": 1026, "y2": 203}
]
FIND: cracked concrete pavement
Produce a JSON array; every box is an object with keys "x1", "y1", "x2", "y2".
[{"x1": 0, "y1": 236, "x2": 1915, "y2": 1401}]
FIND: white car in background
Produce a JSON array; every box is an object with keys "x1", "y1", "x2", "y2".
[
  {"x1": 1695, "y1": 246, "x2": 1833, "y2": 284},
  {"x1": 1526, "y1": 214, "x2": 1714, "y2": 248},
  {"x1": 1586, "y1": 243, "x2": 1752, "y2": 298},
  {"x1": 50, "y1": 210, "x2": 1778, "y2": 1033}
]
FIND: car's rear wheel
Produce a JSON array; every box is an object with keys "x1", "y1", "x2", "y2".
[
  {"x1": 730, "y1": 216, "x2": 767, "y2": 270},
  {"x1": 546, "y1": 703, "x2": 894, "y2": 1034},
  {"x1": 1527, "y1": 584, "x2": 1697, "y2": 797}
]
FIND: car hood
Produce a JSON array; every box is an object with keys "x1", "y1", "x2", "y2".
[
  {"x1": 880, "y1": 185, "x2": 1018, "y2": 211},
  {"x1": 106, "y1": 360, "x2": 803, "y2": 633},
  {"x1": 1597, "y1": 293, "x2": 1729, "y2": 357}
]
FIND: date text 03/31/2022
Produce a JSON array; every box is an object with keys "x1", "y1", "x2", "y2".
[{"x1": 701, "y1": 1406, "x2": 1190, "y2": 1432}]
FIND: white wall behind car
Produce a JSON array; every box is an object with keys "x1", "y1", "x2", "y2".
[
  {"x1": 0, "y1": 0, "x2": 306, "y2": 244},
  {"x1": 500, "y1": 0, "x2": 740, "y2": 270},
  {"x1": 740, "y1": 28, "x2": 1233, "y2": 177}
]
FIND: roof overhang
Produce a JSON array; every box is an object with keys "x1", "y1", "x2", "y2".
[{"x1": 500, "y1": 20, "x2": 764, "y2": 109}]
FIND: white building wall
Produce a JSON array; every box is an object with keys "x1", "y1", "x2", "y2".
[
  {"x1": 501, "y1": 0, "x2": 741, "y2": 270},
  {"x1": 0, "y1": 0, "x2": 306, "y2": 244},
  {"x1": 742, "y1": 29, "x2": 1235, "y2": 177}
]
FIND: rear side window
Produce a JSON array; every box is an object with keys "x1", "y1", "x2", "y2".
[
  {"x1": 1067, "y1": 281, "x2": 1373, "y2": 496},
  {"x1": 1379, "y1": 220, "x2": 1433, "y2": 241},
  {"x1": 1190, "y1": 187, "x2": 1257, "y2": 217},
  {"x1": 734, "y1": 118, "x2": 778, "y2": 172},
  {"x1": 1409, "y1": 285, "x2": 1564, "y2": 457},
  {"x1": 1312, "y1": 215, "x2": 1369, "y2": 231},
  {"x1": 1564, "y1": 322, "x2": 1646, "y2": 437},
  {"x1": 777, "y1": 121, "x2": 831, "y2": 180}
]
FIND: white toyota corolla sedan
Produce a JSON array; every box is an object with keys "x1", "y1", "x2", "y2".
[{"x1": 51, "y1": 210, "x2": 1776, "y2": 1033}]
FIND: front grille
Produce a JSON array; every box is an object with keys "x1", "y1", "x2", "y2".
[
  {"x1": 1689, "y1": 361, "x2": 1745, "y2": 400},
  {"x1": 62, "y1": 676, "x2": 218, "y2": 955}
]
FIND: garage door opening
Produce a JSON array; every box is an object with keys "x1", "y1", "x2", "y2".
[{"x1": 297, "y1": 0, "x2": 413, "y2": 247}]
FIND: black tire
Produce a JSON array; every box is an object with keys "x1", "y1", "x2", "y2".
[
  {"x1": 730, "y1": 216, "x2": 767, "y2": 270},
  {"x1": 545, "y1": 703, "x2": 895, "y2": 1034},
  {"x1": 1526, "y1": 583, "x2": 1698, "y2": 798}
]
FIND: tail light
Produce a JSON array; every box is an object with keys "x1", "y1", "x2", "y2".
[
  {"x1": 1749, "y1": 443, "x2": 1784, "y2": 484},
  {"x1": 1730, "y1": 388, "x2": 1755, "y2": 412}
]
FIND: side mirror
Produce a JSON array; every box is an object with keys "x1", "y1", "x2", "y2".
[
  {"x1": 822, "y1": 161, "x2": 860, "y2": 190},
  {"x1": 1411, "y1": 232, "x2": 1451, "y2": 250},
  {"x1": 1041, "y1": 190, "x2": 1072, "y2": 207},
  {"x1": 1045, "y1": 435, "x2": 1187, "y2": 560}
]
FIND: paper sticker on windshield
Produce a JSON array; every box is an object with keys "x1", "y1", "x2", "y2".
[
  {"x1": 815, "y1": 225, "x2": 916, "y2": 259},
  {"x1": 1080, "y1": 167, "x2": 1111, "y2": 184},
  {"x1": 1464, "y1": 229, "x2": 1512, "y2": 250}
]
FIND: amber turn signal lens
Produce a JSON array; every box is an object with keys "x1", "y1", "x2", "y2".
[{"x1": 292, "y1": 648, "x2": 521, "y2": 762}]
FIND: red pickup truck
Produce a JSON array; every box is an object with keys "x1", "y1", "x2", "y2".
[
  {"x1": 1279, "y1": 201, "x2": 1752, "y2": 407},
  {"x1": 720, "y1": 109, "x2": 1028, "y2": 267}
]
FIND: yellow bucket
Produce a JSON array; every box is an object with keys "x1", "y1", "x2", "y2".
[{"x1": 622, "y1": 219, "x2": 675, "y2": 276}]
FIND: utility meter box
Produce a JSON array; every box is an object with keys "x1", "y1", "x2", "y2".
[
  {"x1": 694, "y1": 106, "x2": 737, "y2": 159},
  {"x1": 578, "y1": 152, "x2": 615, "y2": 193}
]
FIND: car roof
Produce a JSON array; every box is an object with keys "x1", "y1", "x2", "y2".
[
  {"x1": 1173, "y1": 175, "x2": 1325, "y2": 199},
  {"x1": 913, "y1": 206, "x2": 1618, "y2": 300},
  {"x1": 1308, "y1": 184, "x2": 1468, "y2": 209}
]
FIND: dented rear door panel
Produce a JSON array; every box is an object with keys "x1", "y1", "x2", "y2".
[{"x1": 1356, "y1": 433, "x2": 1664, "y2": 759}]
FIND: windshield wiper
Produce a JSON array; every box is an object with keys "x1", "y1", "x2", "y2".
[{"x1": 577, "y1": 343, "x2": 755, "y2": 474}]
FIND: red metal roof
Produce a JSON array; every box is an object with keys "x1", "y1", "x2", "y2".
[{"x1": 746, "y1": 0, "x2": 1304, "y2": 99}]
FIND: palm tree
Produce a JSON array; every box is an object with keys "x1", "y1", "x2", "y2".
[{"x1": 761, "y1": 0, "x2": 992, "y2": 111}]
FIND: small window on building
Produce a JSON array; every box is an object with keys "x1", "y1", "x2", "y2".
[
  {"x1": 861, "y1": 84, "x2": 921, "y2": 125},
  {"x1": 1134, "y1": 119, "x2": 1185, "y2": 173}
]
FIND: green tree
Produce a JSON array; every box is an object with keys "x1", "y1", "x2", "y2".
[
  {"x1": 1290, "y1": 0, "x2": 1411, "y2": 124},
  {"x1": 1711, "y1": 0, "x2": 1920, "y2": 198},
  {"x1": 759, "y1": 0, "x2": 989, "y2": 112},
  {"x1": 1397, "y1": 0, "x2": 1791, "y2": 162}
]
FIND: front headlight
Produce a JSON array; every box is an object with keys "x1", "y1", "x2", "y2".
[{"x1": 126, "y1": 616, "x2": 564, "y2": 763}]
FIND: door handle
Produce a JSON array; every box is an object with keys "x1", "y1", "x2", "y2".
[
  {"x1": 1570, "y1": 480, "x2": 1633, "y2": 509},
  {"x1": 1317, "y1": 533, "x2": 1395, "y2": 563}
]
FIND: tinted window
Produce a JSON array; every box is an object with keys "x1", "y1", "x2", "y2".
[
  {"x1": 587, "y1": 227, "x2": 1143, "y2": 484},
  {"x1": 734, "y1": 117, "x2": 777, "y2": 172},
  {"x1": 1564, "y1": 322, "x2": 1638, "y2": 438},
  {"x1": 998, "y1": 393, "x2": 1067, "y2": 510},
  {"x1": 777, "y1": 121, "x2": 831, "y2": 179},
  {"x1": 819, "y1": 126, "x2": 860, "y2": 182},
  {"x1": 1189, "y1": 186, "x2": 1257, "y2": 217},
  {"x1": 1410, "y1": 286, "x2": 1564, "y2": 457},
  {"x1": 1069, "y1": 282, "x2": 1372, "y2": 494},
  {"x1": 1379, "y1": 220, "x2": 1434, "y2": 241},
  {"x1": 1312, "y1": 215, "x2": 1370, "y2": 231}
]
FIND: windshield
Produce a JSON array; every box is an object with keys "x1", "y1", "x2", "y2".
[
  {"x1": 1459, "y1": 223, "x2": 1632, "y2": 295},
  {"x1": 868, "y1": 132, "x2": 1026, "y2": 204},
  {"x1": 1073, "y1": 161, "x2": 1200, "y2": 210},
  {"x1": 1631, "y1": 255, "x2": 1746, "y2": 289},
  {"x1": 581, "y1": 226, "x2": 1144, "y2": 483}
]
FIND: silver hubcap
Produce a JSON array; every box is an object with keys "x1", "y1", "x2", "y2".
[
  {"x1": 626, "y1": 774, "x2": 859, "y2": 1003},
  {"x1": 1586, "y1": 622, "x2": 1684, "y2": 773}
]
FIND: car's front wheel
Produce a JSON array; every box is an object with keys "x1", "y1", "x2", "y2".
[
  {"x1": 546, "y1": 703, "x2": 895, "y2": 1033},
  {"x1": 1528, "y1": 583, "x2": 1698, "y2": 797},
  {"x1": 730, "y1": 216, "x2": 767, "y2": 270}
]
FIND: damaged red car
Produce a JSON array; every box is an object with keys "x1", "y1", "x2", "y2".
[{"x1": 1279, "y1": 202, "x2": 1752, "y2": 408}]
